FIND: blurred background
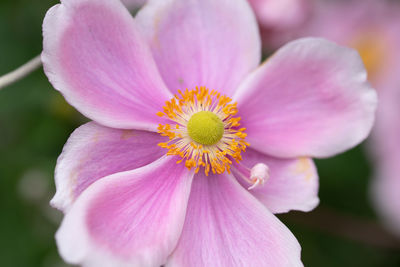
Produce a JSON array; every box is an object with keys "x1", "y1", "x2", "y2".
[{"x1": 0, "y1": 0, "x2": 399, "y2": 266}]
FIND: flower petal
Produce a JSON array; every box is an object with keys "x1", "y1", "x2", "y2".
[
  {"x1": 370, "y1": 85, "x2": 400, "y2": 235},
  {"x1": 371, "y1": 158, "x2": 400, "y2": 236},
  {"x1": 248, "y1": 0, "x2": 308, "y2": 29},
  {"x1": 135, "y1": 0, "x2": 261, "y2": 95},
  {"x1": 42, "y1": 0, "x2": 172, "y2": 130},
  {"x1": 234, "y1": 148, "x2": 319, "y2": 214},
  {"x1": 234, "y1": 38, "x2": 377, "y2": 158},
  {"x1": 56, "y1": 156, "x2": 194, "y2": 267},
  {"x1": 166, "y1": 172, "x2": 302, "y2": 267},
  {"x1": 51, "y1": 122, "x2": 166, "y2": 212}
]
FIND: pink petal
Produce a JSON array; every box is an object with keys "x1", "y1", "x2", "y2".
[
  {"x1": 135, "y1": 0, "x2": 261, "y2": 96},
  {"x1": 166, "y1": 172, "x2": 303, "y2": 267},
  {"x1": 234, "y1": 148, "x2": 319, "y2": 214},
  {"x1": 370, "y1": 81, "x2": 400, "y2": 235},
  {"x1": 234, "y1": 38, "x2": 377, "y2": 158},
  {"x1": 56, "y1": 156, "x2": 194, "y2": 267},
  {"x1": 42, "y1": 0, "x2": 172, "y2": 131},
  {"x1": 51, "y1": 122, "x2": 166, "y2": 212},
  {"x1": 372, "y1": 157, "x2": 400, "y2": 236},
  {"x1": 290, "y1": 0, "x2": 400, "y2": 86},
  {"x1": 248, "y1": 0, "x2": 308, "y2": 29}
]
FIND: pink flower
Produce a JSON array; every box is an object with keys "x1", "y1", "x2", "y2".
[
  {"x1": 247, "y1": 0, "x2": 309, "y2": 30},
  {"x1": 372, "y1": 83, "x2": 400, "y2": 236},
  {"x1": 293, "y1": 0, "x2": 400, "y2": 87},
  {"x1": 247, "y1": 0, "x2": 310, "y2": 49},
  {"x1": 121, "y1": 0, "x2": 310, "y2": 50},
  {"x1": 282, "y1": 0, "x2": 400, "y2": 235},
  {"x1": 42, "y1": 0, "x2": 377, "y2": 266}
]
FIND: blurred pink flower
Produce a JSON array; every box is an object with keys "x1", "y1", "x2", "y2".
[
  {"x1": 247, "y1": 0, "x2": 311, "y2": 50},
  {"x1": 372, "y1": 84, "x2": 400, "y2": 236},
  {"x1": 295, "y1": 0, "x2": 400, "y2": 87},
  {"x1": 247, "y1": 0, "x2": 309, "y2": 30},
  {"x1": 121, "y1": 0, "x2": 311, "y2": 51},
  {"x1": 42, "y1": 0, "x2": 377, "y2": 266},
  {"x1": 283, "y1": 0, "x2": 400, "y2": 235}
]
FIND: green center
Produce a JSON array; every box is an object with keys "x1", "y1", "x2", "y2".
[{"x1": 187, "y1": 111, "x2": 224, "y2": 145}]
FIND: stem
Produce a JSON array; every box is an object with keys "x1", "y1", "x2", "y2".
[
  {"x1": 0, "y1": 55, "x2": 42, "y2": 90},
  {"x1": 280, "y1": 206, "x2": 400, "y2": 250}
]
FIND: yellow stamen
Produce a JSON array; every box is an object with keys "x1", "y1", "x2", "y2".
[{"x1": 157, "y1": 86, "x2": 249, "y2": 176}]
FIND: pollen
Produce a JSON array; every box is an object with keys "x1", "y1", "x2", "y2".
[{"x1": 157, "y1": 86, "x2": 249, "y2": 176}]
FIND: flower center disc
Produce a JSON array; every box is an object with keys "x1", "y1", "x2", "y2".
[
  {"x1": 156, "y1": 86, "x2": 249, "y2": 175},
  {"x1": 351, "y1": 31, "x2": 387, "y2": 79},
  {"x1": 187, "y1": 111, "x2": 224, "y2": 145}
]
